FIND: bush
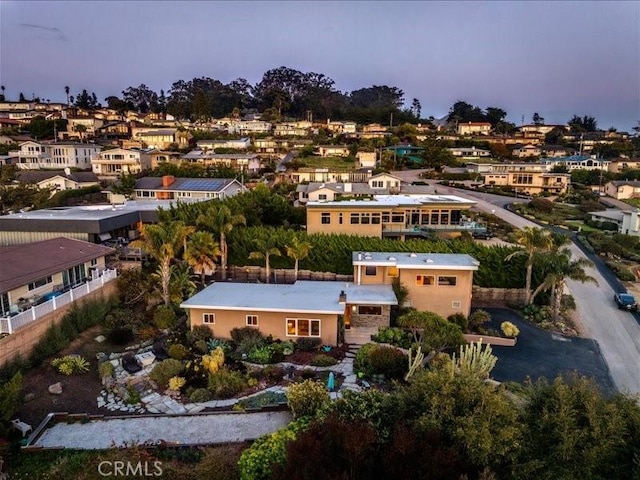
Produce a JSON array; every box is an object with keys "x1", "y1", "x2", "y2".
[
  {"x1": 189, "y1": 387, "x2": 212, "y2": 403},
  {"x1": 98, "y1": 361, "x2": 114, "y2": 379},
  {"x1": 448, "y1": 313, "x2": 468, "y2": 332},
  {"x1": 51, "y1": 356, "x2": 90, "y2": 375},
  {"x1": 168, "y1": 343, "x2": 189, "y2": 360},
  {"x1": 248, "y1": 345, "x2": 274, "y2": 364},
  {"x1": 0, "y1": 372, "x2": 23, "y2": 434},
  {"x1": 202, "y1": 347, "x2": 225, "y2": 374},
  {"x1": 296, "y1": 338, "x2": 321, "y2": 352},
  {"x1": 310, "y1": 354, "x2": 338, "y2": 367},
  {"x1": 281, "y1": 341, "x2": 295, "y2": 356},
  {"x1": 367, "y1": 346, "x2": 407, "y2": 380},
  {"x1": 501, "y1": 321, "x2": 520, "y2": 338},
  {"x1": 286, "y1": 379, "x2": 329, "y2": 418},
  {"x1": 353, "y1": 343, "x2": 379, "y2": 375},
  {"x1": 468, "y1": 309, "x2": 491, "y2": 331},
  {"x1": 207, "y1": 337, "x2": 231, "y2": 353},
  {"x1": 149, "y1": 359, "x2": 184, "y2": 388},
  {"x1": 168, "y1": 376, "x2": 186, "y2": 391},
  {"x1": 208, "y1": 367, "x2": 247, "y2": 399},
  {"x1": 187, "y1": 325, "x2": 214, "y2": 345},
  {"x1": 154, "y1": 305, "x2": 177, "y2": 330},
  {"x1": 231, "y1": 326, "x2": 265, "y2": 346},
  {"x1": 262, "y1": 365, "x2": 285, "y2": 382},
  {"x1": 372, "y1": 326, "x2": 412, "y2": 349}
]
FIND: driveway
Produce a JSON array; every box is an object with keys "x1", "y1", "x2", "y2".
[{"x1": 484, "y1": 308, "x2": 615, "y2": 394}]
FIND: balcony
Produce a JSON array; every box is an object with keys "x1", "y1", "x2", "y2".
[{"x1": 0, "y1": 269, "x2": 118, "y2": 335}]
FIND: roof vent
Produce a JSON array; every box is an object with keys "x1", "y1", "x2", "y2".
[
  {"x1": 388, "y1": 256, "x2": 396, "y2": 261},
  {"x1": 425, "y1": 258, "x2": 434, "y2": 263},
  {"x1": 409, "y1": 253, "x2": 417, "y2": 257}
]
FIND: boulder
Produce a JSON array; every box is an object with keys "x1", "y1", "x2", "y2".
[
  {"x1": 24, "y1": 392, "x2": 36, "y2": 403},
  {"x1": 48, "y1": 382, "x2": 63, "y2": 395}
]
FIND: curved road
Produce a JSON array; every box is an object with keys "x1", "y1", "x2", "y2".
[{"x1": 392, "y1": 170, "x2": 640, "y2": 394}]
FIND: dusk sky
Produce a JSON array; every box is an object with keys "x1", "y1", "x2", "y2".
[{"x1": 1, "y1": 1, "x2": 639, "y2": 130}]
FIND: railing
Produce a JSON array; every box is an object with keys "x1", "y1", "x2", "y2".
[{"x1": 0, "y1": 269, "x2": 118, "y2": 335}]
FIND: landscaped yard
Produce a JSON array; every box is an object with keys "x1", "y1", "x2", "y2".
[{"x1": 298, "y1": 155, "x2": 355, "y2": 170}]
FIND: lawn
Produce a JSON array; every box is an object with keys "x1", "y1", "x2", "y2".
[
  {"x1": 299, "y1": 155, "x2": 356, "y2": 170},
  {"x1": 565, "y1": 220, "x2": 601, "y2": 233}
]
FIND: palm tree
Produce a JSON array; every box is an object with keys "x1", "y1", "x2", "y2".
[
  {"x1": 130, "y1": 221, "x2": 195, "y2": 306},
  {"x1": 531, "y1": 248, "x2": 597, "y2": 322},
  {"x1": 197, "y1": 204, "x2": 245, "y2": 279},
  {"x1": 505, "y1": 227, "x2": 554, "y2": 304},
  {"x1": 249, "y1": 238, "x2": 281, "y2": 284},
  {"x1": 285, "y1": 236, "x2": 313, "y2": 280},
  {"x1": 184, "y1": 231, "x2": 220, "y2": 285},
  {"x1": 0, "y1": 85, "x2": 5, "y2": 101},
  {"x1": 64, "y1": 85, "x2": 70, "y2": 105}
]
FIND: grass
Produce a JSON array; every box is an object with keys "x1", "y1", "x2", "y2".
[
  {"x1": 299, "y1": 155, "x2": 355, "y2": 170},
  {"x1": 623, "y1": 198, "x2": 640, "y2": 208},
  {"x1": 565, "y1": 221, "x2": 601, "y2": 233}
]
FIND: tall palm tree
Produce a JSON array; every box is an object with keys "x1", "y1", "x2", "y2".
[
  {"x1": 505, "y1": 227, "x2": 555, "y2": 304},
  {"x1": 64, "y1": 85, "x2": 70, "y2": 105},
  {"x1": 249, "y1": 238, "x2": 281, "y2": 284},
  {"x1": 285, "y1": 235, "x2": 313, "y2": 280},
  {"x1": 531, "y1": 248, "x2": 597, "y2": 322},
  {"x1": 184, "y1": 231, "x2": 220, "y2": 285},
  {"x1": 0, "y1": 85, "x2": 5, "y2": 101},
  {"x1": 197, "y1": 204, "x2": 245, "y2": 279},
  {"x1": 130, "y1": 221, "x2": 195, "y2": 306}
]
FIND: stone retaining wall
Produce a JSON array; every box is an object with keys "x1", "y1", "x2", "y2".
[
  {"x1": 227, "y1": 266, "x2": 353, "y2": 284},
  {"x1": 351, "y1": 305, "x2": 391, "y2": 329},
  {"x1": 472, "y1": 286, "x2": 527, "y2": 307}
]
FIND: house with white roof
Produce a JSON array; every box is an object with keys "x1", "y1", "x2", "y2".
[
  {"x1": 91, "y1": 148, "x2": 152, "y2": 177},
  {"x1": 197, "y1": 138, "x2": 251, "y2": 151},
  {"x1": 16, "y1": 141, "x2": 100, "y2": 170}
]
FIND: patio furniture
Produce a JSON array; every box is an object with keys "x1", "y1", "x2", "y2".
[
  {"x1": 10, "y1": 419, "x2": 32, "y2": 437},
  {"x1": 152, "y1": 342, "x2": 169, "y2": 361},
  {"x1": 121, "y1": 353, "x2": 142, "y2": 374}
]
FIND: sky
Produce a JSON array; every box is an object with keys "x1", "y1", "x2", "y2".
[{"x1": 1, "y1": 1, "x2": 639, "y2": 131}]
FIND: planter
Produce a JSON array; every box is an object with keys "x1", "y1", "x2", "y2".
[{"x1": 463, "y1": 334, "x2": 517, "y2": 347}]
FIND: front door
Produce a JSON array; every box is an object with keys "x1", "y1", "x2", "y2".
[{"x1": 344, "y1": 306, "x2": 351, "y2": 329}]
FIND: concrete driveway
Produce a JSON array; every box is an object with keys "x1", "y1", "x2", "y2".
[{"x1": 484, "y1": 308, "x2": 615, "y2": 394}]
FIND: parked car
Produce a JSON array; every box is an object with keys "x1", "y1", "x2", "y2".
[
  {"x1": 614, "y1": 292, "x2": 638, "y2": 311},
  {"x1": 472, "y1": 229, "x2": 493, "y2": 240}
]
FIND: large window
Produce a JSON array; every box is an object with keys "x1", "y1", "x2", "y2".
[
  {"x1": 438, "y1": 276, "x2": 457, "y2": 286},
  {"x1": 350, "y1": 213, "x2": 360, "y2": 224},
  {"x1": 358, "y1": 305, "x2": 382, "y2": 315},
  {"x1": 1, "y1": 292, "x2": 10, "y2": 316},
  {"x1": 203, "y1": 313, "x2": 215, "y2": 324},
  {"x1": 365, "y1": 266, "x2": 377, "y2": 276},
  {"x1": 321, "y1": 212, "x2": 331, "y2": 224},
  {"x1": 416, "y1": 275, "x2": 434, "y2": 286},
  {"x1": 28, "y1": 276, "x2": 53, "y2": 291},
  {"x1": 63, "y1": 265, "x2": 86, "y2": 288},
  {"x1": 386, "y1": 266, "x2": 399, "y2": 277},
  {"x1": 286, "y1": 318, "x2": 320, "y2": 337},
  {"x1": 246, "y1": 315, "x2": 258, "y2": 326}
]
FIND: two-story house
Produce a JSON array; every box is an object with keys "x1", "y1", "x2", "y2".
[
  {"x1": 91, "y1": 148, "x2": 152, "y2": 177},
  {"x1": 457, "y1": 122, "x2": 492, "y2": 136},
  {"x1": 481, "y1": 163, "x2": 570, "y2": 195},
  {"x1": 197, "y1": 138, "x2": 251, "y2": 151},
  {"x1": 296, "y1": 173, "x2": 403, "y2": 204},
  {"x1": 316, "y1": 145, "x2": 351, "y2": 157},
  {"x1": 16, "y1": 141, "x2": 100, "y2": 170}
]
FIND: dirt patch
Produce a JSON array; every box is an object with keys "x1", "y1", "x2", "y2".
[{"x1": 286, "y1": 343, "x2": 349, "y2": 365}]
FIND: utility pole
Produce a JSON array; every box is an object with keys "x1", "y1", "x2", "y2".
[{"x1": 390, "y1": 112, "x2": 393, "y2": 128}]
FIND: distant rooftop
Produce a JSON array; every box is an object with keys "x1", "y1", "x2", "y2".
[
  {"x1": 135, "y1": 177, "x2": 240, "y2": 193},
  {"x1": 352, "y1": 251, "x2": 479, "y2": 270}
]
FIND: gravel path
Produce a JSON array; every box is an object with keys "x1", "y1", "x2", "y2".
[{"x1": 32, "y1": 411, "x2": 293, "y2": 449}]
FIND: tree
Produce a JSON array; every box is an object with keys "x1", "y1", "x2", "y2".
[
  {"x1": 105, "y1": 95, "x2": 131, "y2": 114},
  {"x1": 74, "y1": 124, "x2": 87, "y2": 142},
  {"x1": 505, "y1": 227, "x2": 554, "y2": 304},
  {"x1": 531, "y1": 248, "x2": 596, "y2": 322},
  {"x1": 249, "y1": 238, "x2": 282, "y2": 284},
  {"x1": 122, "y1": 84, "x2": 158, "y2": 113},
  {"x1": 0, "y1": 85, "x2": 5, "y2": 101},
  {"x1": 19, "y1": 92, "x2": 26, "y2": 102},
  {"x1": 64, "y1": 85, "x2": 70, "y2": 105},
  {"x1": 411, "y1": 98, "x2": 421, "y2": 118},
  {"x1": 74, "y1": 89, "x2": 99, "y2": 109},
  {"x1": 197, "y1": 203, "x2": 246, "y2": 278},
  {"x1": 285, "y1": 235, "x2": 313, "y2": 280},
  {"x1": 110, "y1": 173, "x2": 137, "y2": 198},
  {"x1": 184, "y1": 231, "x2": 220, "y2": 285},
  {"x1": 397, "y1": 310, "x2": 465, "y2": 354},
  {"x1": 532, "y1": 112, "x2": 545, "y2": 125},
  {"x1": 568, "y1": 114, "x2": 598, "y2": 133},
  {"x1": 485, "y1": 106, "x2": 507, "y2": 126},
  {"x1": 129, "y1": 221, "x2": 195, "y2": 306}
]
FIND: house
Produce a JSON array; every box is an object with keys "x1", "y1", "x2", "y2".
[
  {"x1": 482, "y1": 165, "x2": 570, "y2": 195},
  {"x1": 181, "y1": 151, "x2": 261, "y2": 173},
  {"x1": 91, "y1": 148, "x2": 152, "y2": 177},
  {"x1": 228, "y1": 120, "x2": 272, "y2": 135},
  {"x1": 197, "y1": 138, "x2": 251, "y2": 151},
  {"x1": 133, "y1": 176, "x2": 246, "y2": 201},
  {"x1": 540, "y1": 145, "x2": 575, "y2": 158},
  {"x1": 457, "y1": 122, "x2": 492, "y2": 136},
  {"x1": 327, "y1": 120, "x2": 357, "y2": 135},
  {"x1": 0, "y1": 237, "x2": 114, "y2": 320},
  {"x1": 518, "y1": 124, "x2": 564, "y2": 135},
  {"x1": 132, "y1": 128, "x2": 190, "y2": 149},
  {"x1": 541, "y1": 155, "x2": 609, "y2": 172},
  {"x1": 296, "y1": 174, "x2": 402, "y2": 204},
  {"x1": 289, "y1": 168, "x2": 372, "y2": 184},
  {"x1": 16, "y1": 170, "x2": 100, "y2": 194},
  {"x1": 306, "y1": 194, "x2": 476, "y2": 239},
  {"x1": 180, "y1": 280, "x2": 397, "y2": 346},
  {"x1": 60, "y1": 117, "x2": 104, "y2": 141},
  {"x1": 353, "y1": 251, "x2": 478, "y2": 318},
  {"x1": 16, "y1": 141, "x2": 100, "y2": 170},
  {"x1": 356, "y1": 151, "x2": 377, "y2": 168},
  {"x1": 511, "y1": 144, "x2": 542, "y2": 158},
  {"x1": 604, "y1": 180, "x2": 640, "y2": 200},
  {"x1": 620, "y1": 210, "x2": 640, "y2": 237},
  {"x1": 149, "y1": 150, "x2": 183, "y2": 169},
  {"x1": 608, "y1": 158, "x2": 640, "y2": 174},
  {"x1": 587, "y1": 210, "x2": 624, "y2": 230},
  {"x1": 316, "y1": 145, "x2": 350, "y2": 157},
  {"x1": 274, "y1": 122, "x2": 312, "y2": 137},
  {"x1": 447, "y1": 146, "x2": 492, "y2": 160}
]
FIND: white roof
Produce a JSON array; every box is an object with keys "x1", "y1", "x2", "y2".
[
  {"x1": 180, "y1": 280, "x2": 397, "y2": 314},
  {"x1": 352, "y1": 252, "x2": 479, "y2": 270}
]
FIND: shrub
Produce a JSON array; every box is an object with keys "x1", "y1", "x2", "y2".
[
  {"x1": 367, "y1": 346, "x2": 407, "y2": 380},
  {"x1": 149, "y1": 359, "x2": 183, "y2": 388},
  {"x1": 353, "y1": 343, "x2": 379, "y2": 375},
  {"x1": 231, "y1": 326, "x2": 265, "y2": 346},
  {"x1": 248, "y1": 345, "x2": 273, "y2": 364},
  {"x1": 501, "y1": 321, "x2": 520, "y2": 338},
  {"x1": 51, "y1": 356, "x2": 90, "y2": 375},
  {"x1": 189, "y1": 387, "x2": 212, "y2": 403},
  {"x1": 187, "y1": 325, "x2": 214, "y2": 345},
  {"x1": 168, "y1": 376, "x2": 186, "y2": 391},
  {"x1": 448, "y1": 313, "x2": 468, "y2": 332},
  {"x1": 373, "y1": 326, "x2": 412, "y2": 349},
  {"x1": 207, "y1": 337, "x2": 231, "y2": 353},
  {"x1": 153, "y1": 305, "x2": 177, "y2": 330},
  {"x1": 301, "y1": 369, "x2": 316, "y2": 379},
  {"x1": 296, "y1": 338, "x2": 321, "y2": 352},
  {"x1": 468, "y1": 309, "x2": 491, "y2": 331},
  {"x1": 0, "y1": 372, "x2": 23, "y2": 434},
  {"x1": 168, "y1": 343, "x2": 189, "y2": 360},
  {"x1": 98, "y1": 361, "x2": 114, "y2": 379},
  {"x1": 262, "y1": 365, "x2": 285, "y2": 382},
  {"x1": 281, "y1": 341, "x2": 295, "y2": 356},
  {"x1": 208, "y1": 367, "x2": 247, "y2": 399},
  {"x1": 202, "y1": 347, "x2": 225, "y2": 374},
  {"x1": 286, "y1": 379, "x2": 329, "y2": 418},
  {"x1": 310, "y1": 354, "x2": 338, "y2": 367}
]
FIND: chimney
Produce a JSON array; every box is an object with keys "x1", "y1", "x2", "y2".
[
  {"x1": 338, "y1": 290, "x2": 347, "y2": 304},
  {"x1": 162, "y1": 175, "x2": 175, "y2": 187},
  {"x1": 344, "y1": 183, "x2": 352, "y2": 193}
]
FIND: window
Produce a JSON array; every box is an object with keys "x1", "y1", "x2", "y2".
[
  {"x1": 451, "y1": 301, "x2": 462, "y2": 309},
  {"x1": 438, "y1": 276, "x2": 457, "y2": 286},
  {"x1": 90, "y1": 258, "x2": 98, "y2": 267},
  {"x1": 0, "y1": 292, "x2": 9, "y2": 317},
  {"x1": 246, "y1": 315, "x2": 258, "y2": 326},
  {"x1": 387, "y1": 266, "x2": 399, "y2": 277},
  {"x1": 350, "y1": 213, "x2": 360, "y2": 224},
  {"x1": 391, "y1": 213, "x2": 404, "y2": 223},
  {"x1": 28, "y1": 276, "x2": 53, "y2": 291},
  {"x1": 365, "y1": 266, "x2": 377, "y2": 276},
  {"x1": 371, "y1": 213, "x2": 381, "y2": 224},
  {"x1": 286, "y1": 318, "x2": 320, "y2": 337},
  {"x1": 358, "y1": 305, "x2": 382, "y2": 315},
  {"x1": 321, "y1": 212, "x2": 331, "y2": 224},
  {"x1": 203, "y1": 313, "x2": 215, "y2": 324},
  {"x1": 361, "y1": 213, "x2": 370, "y2": 224},
  {"x1": 416, "y1": 275, "x2": 434, "y2": 286},
  {"x1": 318, "y1": 194, "x2": 327, "y2": 200},
  {"x1": 339, "y1": 213, "x2": 343, "y2": 225}
]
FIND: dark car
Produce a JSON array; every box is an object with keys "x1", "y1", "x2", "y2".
[
  {"x1": 472, "y1": 229, "x2": 493, "y2": 240},
  {"x1": 614, "y1": 292, "x2": 638, "y2": 311}
]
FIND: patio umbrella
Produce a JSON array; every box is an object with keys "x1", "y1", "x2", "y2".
[{"x1": 327, "y1": 372, "x2": 335, "y2": 391}]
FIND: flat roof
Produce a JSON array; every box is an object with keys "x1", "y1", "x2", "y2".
[
  {"x1": 180, "y1": 281, "x2": 397, "y2": 314},
  {"x1": 307, "y1": 194, "x2": 475, "y2": 208},
  {"x1": 352, "y1": 251, "x2": 479, "y2": 270}
]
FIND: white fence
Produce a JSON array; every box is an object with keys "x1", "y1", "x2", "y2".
[{"x1": 0, "y1": 269, "x2": 118, "y2": 335}]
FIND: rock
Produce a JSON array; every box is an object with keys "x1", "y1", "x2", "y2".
[
  {"x1": 110, "y1": 359, "x2": 120, "y2": 368},
  {"x1": 96, "y1": 352, "x2": 107, "y2": 361},
  {"x1": 24, "y1": 392, "x2": 36, "y2": 403},
  {"x1": 48, "y1": 382, "x2": 63, "y2": 395},
  {"x1": 94, "y1": 335, "x2": 106, "y2": 343}
]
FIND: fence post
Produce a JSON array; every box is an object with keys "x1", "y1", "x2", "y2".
[
  {"x1": 31, "y1": 306, "x2": 36, "y2": 320},
  {"x1": 87, "y1": 282, "x2": 91, "y2": 294},
  {"x1": 8, "y1": 318, "x2": 12, "y2": 335},
  {"x1": 70, "y1": 288, "x2": 74, "y2": 301},
  {"x1": 52, "y1": 296, "x2": 57, "y2": 310}
]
